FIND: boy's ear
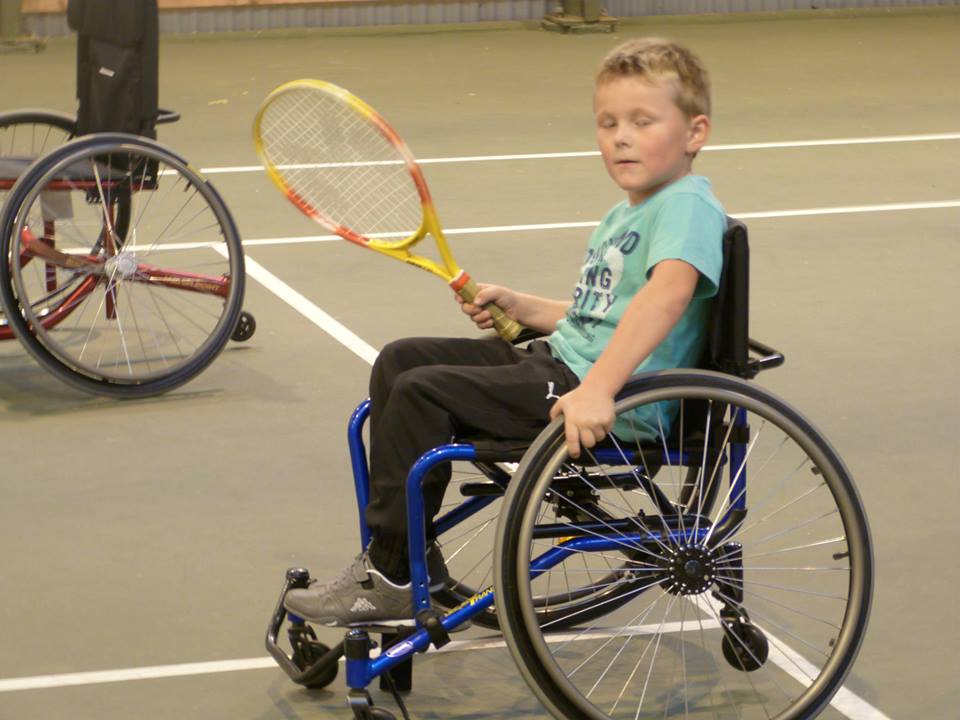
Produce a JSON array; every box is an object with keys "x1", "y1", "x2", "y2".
[{"x1": 686, "y1": 114, "x2": 711, "y2": 154}]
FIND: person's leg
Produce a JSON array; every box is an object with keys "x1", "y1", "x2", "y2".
[
  {"x1": 367, "y1": 341, "x2": 579, "y2": 578},
  {"x1": 283, "y1": 341, "x2": 580, "y2": 626},
  {"x1": 368, "y1": 336, "x2": 525, "y2": 435},
  {"x1": 366, "y1": 336, "x2": 531, "y2": 582}
]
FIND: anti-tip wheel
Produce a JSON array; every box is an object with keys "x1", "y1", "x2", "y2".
[
  {"x1": 722, "y1": 621, "x2": 770, "y2": 672},
  {"x1": 231, "y1": 310, "x2": 256, "y2": 342}
]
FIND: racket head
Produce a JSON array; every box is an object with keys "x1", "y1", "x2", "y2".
[{"x1": 253, "y1": 79, "x2": 435, "y2": 253}]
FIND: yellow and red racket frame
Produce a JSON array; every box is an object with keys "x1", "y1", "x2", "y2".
[{"x1": 254, "y1": 79, "x2": 520, "y2": 341}]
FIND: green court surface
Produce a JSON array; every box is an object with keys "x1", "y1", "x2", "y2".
[{"x1": 0, "y1": 8, "x2": 957, "y2": 720}]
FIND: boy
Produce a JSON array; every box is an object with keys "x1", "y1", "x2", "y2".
[{"x1": 284, "y1": 37, "x2": 725, "y2": 626}]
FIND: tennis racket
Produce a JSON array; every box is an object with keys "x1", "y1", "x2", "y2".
[{"x1": 253, "y1": 79, "x2": 522, "y2": 341}]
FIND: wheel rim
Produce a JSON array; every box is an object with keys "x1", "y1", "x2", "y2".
[{"x1": 499, "y1": 374, "x2": 872, "y2": 720}]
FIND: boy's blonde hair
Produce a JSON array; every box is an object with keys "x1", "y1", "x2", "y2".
[{"x1": 596, "y1": 38, "x2": 711, "y2": 119}]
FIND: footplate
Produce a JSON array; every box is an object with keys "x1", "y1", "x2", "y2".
[{"x1": 265, "y1": 567, "x2": 343, "y2": 688}]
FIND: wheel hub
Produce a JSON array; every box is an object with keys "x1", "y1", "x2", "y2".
[
  {"x1": 661, "y1": 545, "x2": 717, "y2": 595},
  {"x1": 105, "y1": 252, "x2": 138, "y2": 279}
]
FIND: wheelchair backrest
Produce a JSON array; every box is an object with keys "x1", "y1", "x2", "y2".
[
  {"x1": 67, "y1": 0, "x2": 159, "y2": 139},
  {"x1": 702, "y1": 217, "x2": 751, "y2": 379}
]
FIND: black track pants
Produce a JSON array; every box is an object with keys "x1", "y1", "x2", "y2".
[{"x1": 365, "y1": 336, "x2": 579, "y2": 580}]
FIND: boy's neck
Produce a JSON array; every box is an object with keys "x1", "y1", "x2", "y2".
[{"x1": 627, "y1": 169, "x2": 695, "y2": 206}]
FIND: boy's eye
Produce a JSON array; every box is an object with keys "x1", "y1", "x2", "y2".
[{"x1": 635, "y1": 118, "x2": 653, "y2": 127}]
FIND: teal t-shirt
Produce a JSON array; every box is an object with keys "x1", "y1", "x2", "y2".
[{"x1": 548, "y1": 175, "x2": 725, "y2": 441}]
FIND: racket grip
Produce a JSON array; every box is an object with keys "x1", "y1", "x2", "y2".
[{"x1": 455, "y1": 276, "x2": 523, "y2": 342}]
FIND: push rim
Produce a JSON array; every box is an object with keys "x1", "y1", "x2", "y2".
[{"x1": 496, "y1": 371, "x2": 872, "y2": 720}]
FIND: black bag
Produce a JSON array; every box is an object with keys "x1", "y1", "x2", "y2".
[{"x1": 67, "y1": 0, "x2": 159, "y2": 138}]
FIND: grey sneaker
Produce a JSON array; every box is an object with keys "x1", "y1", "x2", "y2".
[{"x1": 284, "y1": 551, "x2": 414, "y2": 627}]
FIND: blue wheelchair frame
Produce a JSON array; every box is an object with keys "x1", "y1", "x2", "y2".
[
  {"x1": 267, "y1": 386, "x2": 762, "y2": 700},
  {"x1": 341, "y1": 398, "x2": 752, "y2": 691}
]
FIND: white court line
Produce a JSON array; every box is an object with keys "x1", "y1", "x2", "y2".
[
  {"x1": 53, "y1": 197, "x2": 960, "y2": 257},
  {"x1": 197, "y1": 131, "x2": 960, "y2": 174},
  {"x1": 213, "y1": 247, "x2": 379, "y2": 364},
  {"x1": 0, "y1": 619, "x2": 723, "y2": 693},
  {"x1": 222, "y1": 197, "x2": 957, "y2": 366},
  {"x1": 697, "y1": 595, "x2": 894, "y2": 720},
  {"x1": 0, "y1": 615, "x2": 892, "y2": 720},
  {"x1": 236, "y1": 199, "x2": 960, "y2": 248},
  {"x1": 2, "y1": 279, "x2": 893, "y2": 716},
  {"x1": 735, "y1": 199, "x2": 960, "y2": 220},
  {"x1": 104, "y1": 199, "x2": 955, "y2": 255},
  {"x1": 769, "y1": 639, "x2": 894, "y2": 720},
  {"x1": 16, "y1": 196, "x2": 914, "y2": 709},
  {"x1": 0, "y1": 658, "x2": 278, "y2": 693}
]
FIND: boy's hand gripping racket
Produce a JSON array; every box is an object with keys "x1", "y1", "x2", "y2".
[{"x1": 253, "y1": 79, "x2": 522, "y2": 341}]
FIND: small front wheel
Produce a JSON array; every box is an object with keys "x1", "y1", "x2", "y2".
[
  {"x1": 288, "y1": 625, "x2": 339, "y2": 690},
  {"x1": 231, "y1": 310, "x2": 256, "y2": 342},
  {"x1": 722, "y1": 620, "x2": 769, "y2": 672}
]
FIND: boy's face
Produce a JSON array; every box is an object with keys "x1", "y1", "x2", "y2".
[{"x1": 594, "y1": 76, "x2": 710, "y2": 205}]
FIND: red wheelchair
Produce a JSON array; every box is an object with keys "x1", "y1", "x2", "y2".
[{"x1": 0, "y1": 110, "x2": 253, "y2": 397}]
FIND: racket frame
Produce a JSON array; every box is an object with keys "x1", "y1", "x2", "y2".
[{"x1": 254, "y1": 79, "x2": 519, "y2": 339}]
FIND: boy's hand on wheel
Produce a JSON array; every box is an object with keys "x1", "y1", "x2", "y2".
[{"x1": 549, "y1": 385, "x2": 615, "y2": 459}]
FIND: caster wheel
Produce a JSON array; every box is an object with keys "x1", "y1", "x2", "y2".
[
  {"x1": 349, "y1": 690, "x2": 398, "y2": 720},
  {"x1": 721, "y1": 622, "x2": 769, "y2": 672},
  {"x1": 289, "y1": 625, "x2": 339, "y2": 689},
  {"x1": 231, "y1": 311, "x2": 256, "y2": 342}
]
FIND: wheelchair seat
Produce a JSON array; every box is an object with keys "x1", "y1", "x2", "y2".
[{"x1": 0, "y1": 158, "x2": 32, "y2": 190}]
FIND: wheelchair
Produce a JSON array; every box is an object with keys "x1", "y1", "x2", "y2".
[
  {"x1": 266, "y1": 219, "x2": 874, "y2": 720},
  {"x1": 0, "y1": 108, "x2": 254, "y2": 397}
]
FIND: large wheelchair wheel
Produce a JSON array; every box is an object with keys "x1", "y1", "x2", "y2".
[
  {"x1": 495, "y1": 370, "x2": 873, "y2": 720},
  {"x1": 0, "y1": 133, "x2": 245, "y2": 397}
]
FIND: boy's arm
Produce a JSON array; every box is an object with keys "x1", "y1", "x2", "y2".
[
  {"x1": 510, "y1": 292, "x2": 572, "y2": 334},
  {"x1": 549, "y1": 259, "x2": 700, "y2": 457}
]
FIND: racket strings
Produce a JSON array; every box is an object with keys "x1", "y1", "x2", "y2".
[{"x1": 259, "y1": 88, "x2": 424, "y2": 240}]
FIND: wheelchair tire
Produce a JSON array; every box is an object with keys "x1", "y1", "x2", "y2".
[
  {"x1": 0, "y1": 133, "x2": 245, "y2": 398},
  {"x1": 495, "y1": 370, "x2": 873, "y2": 720},
  {"x1": 0, "y1": 109, "x2": 77, "y2": 161}
]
